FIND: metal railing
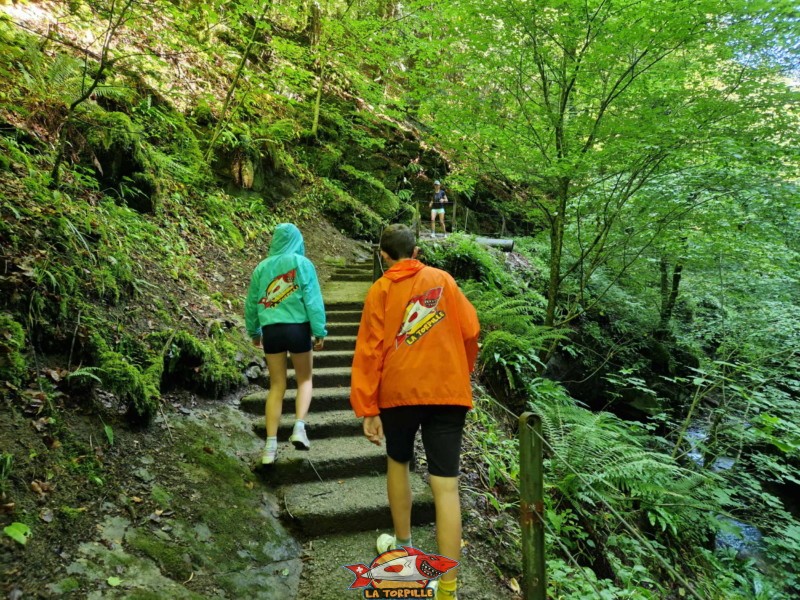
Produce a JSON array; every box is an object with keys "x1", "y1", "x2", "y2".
[{"x1": 520, "y1": 412, "x2": 546, "y2": 599}]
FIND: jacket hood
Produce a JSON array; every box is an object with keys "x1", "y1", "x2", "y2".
[
  {"x1": 384, "y1": 259, "x2": 425, "y2": 282},
  {"x1": 269, "y1": 223, "x2": 305, "y2": 257}
]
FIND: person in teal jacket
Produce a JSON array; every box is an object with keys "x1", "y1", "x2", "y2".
[{"x1": 245, "y1": 223, "x2": 327, "y2": 465}]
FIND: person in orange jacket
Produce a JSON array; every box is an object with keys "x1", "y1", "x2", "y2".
[{"x1": 350, "y1": 224, "x2": 479, "y2": 600}]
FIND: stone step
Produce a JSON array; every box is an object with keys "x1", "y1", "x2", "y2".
[
  {"x1": 335, "y1": 265, "x2": 373, "y2": 273},
  {"x1": 313, "y1": 350, "x2": 354, "y2": 368},
  {"x1": 331, "y1": 273, "x2": 374, "y2": 282},
  {"x1": 324, "y1": 301, "x2": 364, "y2": 312},
  {"x1": 333, "y1": 270, "x2": 373, "y2": 279},
  {"x1": 324, "y1": 282, "x2": 372, "y2": 307},
  {"x1": 256, "y1": 436, "x2": 386, "y2": 483},
  {"x1": 253, "y1": 410, "x2": 361, "y2": 440},
  {"x1": 325, "y1": 321, "x2": 360, "y2": 336},
  {"x1": 304, "y1": 366, "x2": 350, "y2": 388},
  {"x1": 251, "y1": 366, "x2": 351, "y2": 389},
  {"x1": 280, "y1": 473, "x2": 434, "y2": 534},
  {"x1": 325, "y1": 310, "x2": 363, "y2": 322},
  {"x1": 240, "y1": 387, "x2": 352, "y2": 415},
  {"x1": 320, "y1": 335, "x2": 357, "y2": 351}
]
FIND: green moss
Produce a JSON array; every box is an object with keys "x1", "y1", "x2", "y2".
[
  {"x1": 151, "y1": 330, "x2": 243, "y2": 398},
  {"x1": 48, "y1": 577, "x2": 81, "y2": 594},
  {"x1": 150, "y1": 485, "x2": 173, "y2": 508},
  {"x1": 306, "y1": 178, "x2": 382, "y2": 238},
  {"x1": 90, "y1": 334, "x2": 162, "y2": 421},
  {"x1": 338, "y1": 163, "x2": 399, "y2": 217},
  {"x1": 127, "y1": 532, "x2": 191, "y2": 580},
  {"x1": 421, "y1": 233, "x2": 515, "y2": 291},
  {"x1": 0, "y1": 313, "x2": 27, "y2": 389}
]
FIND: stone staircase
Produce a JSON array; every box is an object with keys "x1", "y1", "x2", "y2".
[{"x1": 241, "y1": 261, "x2": 435, "y2": 537}]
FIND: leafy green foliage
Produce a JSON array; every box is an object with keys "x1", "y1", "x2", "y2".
[
  {"x1": 152, "y1": 330, "x2": 245, "y2": 399},
  {"x1": 90, "y1": 334, "x2": 162, "y2": 421},
  {"x1": 0, "y1": 313, "x2": 27, "y2": 389},
  {"x1": 4, "y1": 522, "x2": 31, "y2": 546}
]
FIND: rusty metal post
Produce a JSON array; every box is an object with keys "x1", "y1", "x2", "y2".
[
  {"x1": 372, "y1": 243, "x2": 382, "y2": 282},
  {"x1": 416, "y1": 200, "x2": 421, "y2": 239},
  {"x1": 520, "y1": 412, "x2": 546, "y2": 600}
]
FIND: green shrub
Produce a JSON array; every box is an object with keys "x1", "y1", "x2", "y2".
[
  {"x1": 337, "y1": 164, "x2": 399, "y2": 218},
  {"x1": 152, "y1": 330, "x2": 243, "y2": 398},
  {"x1": 0, "y1": 313, "x2": 28, "y2": 389},
  {"x1": 90, "y1": 334, "x2": 161, "y2": 421},
  {"x1": 420, "y1": 233, "x2": 515, "y2": 291},
  {"x1": 307, "y1": 178, "x2": 383, "y2": 239}
]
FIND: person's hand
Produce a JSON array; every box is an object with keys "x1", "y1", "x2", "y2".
[
  {"x1": 363, "y1": 416, "x2": 384, "y2": 446},
  {"x1": 251, "y1": 336, "x2": 262, "y2": 348},
  {"x1": 313, "y1": 337, "x2": 325, "y2": 351}
]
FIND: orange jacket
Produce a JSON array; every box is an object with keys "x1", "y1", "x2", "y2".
[{"x1": 350, "y1": 259, "x2": 480, "y2": 418}]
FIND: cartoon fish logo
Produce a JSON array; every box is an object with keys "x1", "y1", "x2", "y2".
[
  {"x1": 258, "y1": 269, "x2": 299, "y2": 309},
  {"x1": 343, "y1": 546, "x2": 458, "y2": 589},
  {"x1": 395, "y1": 287, "x2": 444, "y2": 347}
]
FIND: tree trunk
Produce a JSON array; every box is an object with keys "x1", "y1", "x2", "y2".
[
  {"x1": 311, "y1": 61, "x2": 326, "y2": 137},
  {"x1": 656, "y1": 258, "x2": 683, "y2": 337},
  {"x1": 204, "y1": 0, "x2": 272, "y2": 163}
]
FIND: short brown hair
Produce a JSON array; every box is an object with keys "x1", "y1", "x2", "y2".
[{"x1": 380, "y1": 224, "x2": 416, "y2": 260}]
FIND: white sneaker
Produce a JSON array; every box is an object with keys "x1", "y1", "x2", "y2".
[
  {"x1": 261, "y1": 446, "x2": 277, "y2": 465},
  {"x1": 376, "y1": 533, "x2": 396, "y2": 554},
  {"x1": 290, "y1": 423, "x2": 310, "y2": 450}
]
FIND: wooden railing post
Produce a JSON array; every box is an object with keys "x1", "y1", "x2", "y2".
[{"x1": 520, "y1": 412, "x2": 546, "y2": 600}]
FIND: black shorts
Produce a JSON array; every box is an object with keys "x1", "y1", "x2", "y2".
[
  {"x1": 261, "y1": 322, "x2": 312, "y2": 354},
  {"x1": 381, "y1": 405, "x2": 468, "y2": 477}
]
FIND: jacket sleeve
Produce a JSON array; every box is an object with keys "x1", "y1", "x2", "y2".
[
  {"x1": 245, "y1": 267, "x2": 263, "y2": 339},
  {"x1": 298, "y1": 258, "x2": 327, "y2": 338},
  {"x1": 350, "y1": 284, "x2": 384, "y2": 418},
  {"x1": 455, "y1": 284, "x2": 480, "y2": 372}
]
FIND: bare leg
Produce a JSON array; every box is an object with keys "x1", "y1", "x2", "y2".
[
  {"x1": 289, "y1": 350, "x2": 313, "y2": 421},
  {"x1": 387, "y1": 457, "x2": 413, "y2": 542},
  {"x1": 265, "y1": 352, "x2": 288, "y2": 438},
  {"x1": 439, "y1": 212, "x2": 447, "y2": 235},
  {"x1": 429, "y1": 475, "x2": 461, "y2": 582},
  {"x1": 430, "y1": 210, "x2": 437, "y2": 235}
]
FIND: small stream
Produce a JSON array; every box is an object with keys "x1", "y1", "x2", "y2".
[{"x1": 684, "y1": 424, "x2": 764, "y2": 557}]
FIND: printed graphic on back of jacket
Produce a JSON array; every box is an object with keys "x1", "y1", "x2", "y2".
[
  {"x1": 395, "y1": 287, "x2": 444, "y2": 347},
  {"x1": 259, "y1": 269, "x2": 299, "y2": 308}
]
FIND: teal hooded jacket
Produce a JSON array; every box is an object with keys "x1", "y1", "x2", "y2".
[{"x1": 245, "y1": 223, "x2": 327, "y2": 339}]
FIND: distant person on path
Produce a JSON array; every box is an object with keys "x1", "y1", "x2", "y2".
[
  {"x1": 245, "y1": 223, "x2": 327, "y2": 465},
  {"x1": 429, "y1": 180, "x2": 448, "y2": 237},
  {"x1": 350, "y1": 224, "x2": 479, "y2": 600}
]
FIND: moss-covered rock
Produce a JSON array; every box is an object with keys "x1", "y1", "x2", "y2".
[
  {"x1": 152, "y1": 330, "x2": 244, "y2": 398},
  {"x1": 90, "y1": 334, "x2": 162, "y2": 421}
]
